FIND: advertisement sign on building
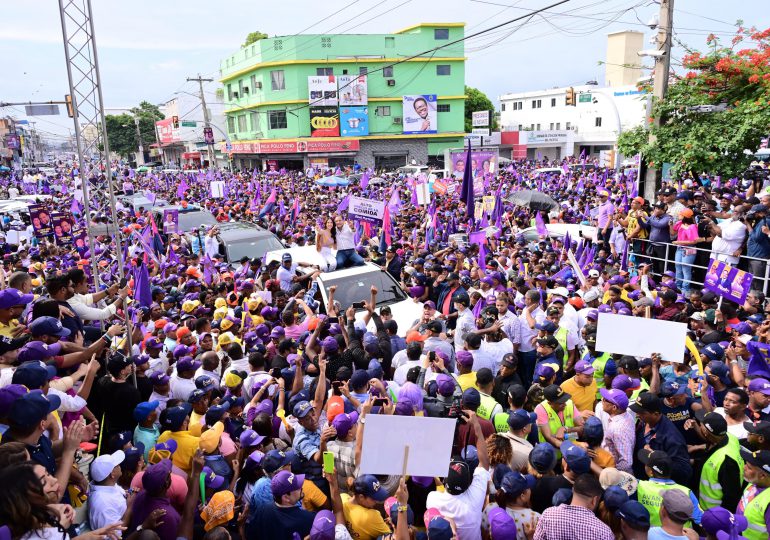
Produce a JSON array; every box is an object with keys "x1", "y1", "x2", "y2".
[
  {"x1": 310, "y1": 107, "x2": 340, "y2": 137},
  {"x1": 4, "y1": 134, "x2": 20, "y2": 150},
  {"x1": 472, "y1": 110, "x2": 490, "y2": 127},
  {"x1": 471, "y1": 128, "x2": 490, "y2": 137},
  {"x1": 337, "y1": 75, "x2": 368, "y2": 106},
  {"x1": 402, "y1": 94, "x2": 437, "y2": 134},
  {"x1": 156, "y1": 118, "x2": 180, "y2": 144},
  {"x1": 339, "y1": 106, "x2": 369, "y2": 137},
  {"x1": 308, "y1": 76, "x2": 338, "y2": 106},
  {"x1": 224, "y1": 139, "x2": 361, "y2": 154},
  {"x1": 449, "y1": 150, "x2": 498, "y2": 196}
]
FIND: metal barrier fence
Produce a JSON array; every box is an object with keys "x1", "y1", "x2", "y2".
[{"x1": 618, "y1": 238, "x2": 769, "y2": 296}]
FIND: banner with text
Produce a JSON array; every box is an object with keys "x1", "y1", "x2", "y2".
[
  {"x1": 339, "y1": 106, "x2": 369, "y2": 137},
  {"x1": 704, "y1": 258, "x2": 754, "y2": 304},
  {"x1": 348, "y1": 196, "x2": 386, "y2": 225},
  {"x1": 310, "y1": 107, "x2": 340, "y2": 137}
]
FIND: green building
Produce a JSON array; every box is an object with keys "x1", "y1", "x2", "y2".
[{"x1": 219, "y1": 23, "x2": 466, "y2": 170}]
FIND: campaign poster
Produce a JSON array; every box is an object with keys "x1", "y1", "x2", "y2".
[
  {"x1": 72, "y1": 228, "x2": 88, "y2": 253},
  {"x1": 308, "y1": 76, "x2": 338, "y2": 106},
  {"x1": 348, "y1": 196, "x2": 386, "y2": 225},
  {"x1": 338, "y1": 75, "x2": 368, "y2": 106},
  {"x1": 339, "y1": 106, "x2": 369, "y2": 137},
  {"x1": 310, "y1": 107, "x2": 340, "y2": 137},
  {"x1": 52, "y1": 212, "x2": 74, "y2": 244},
  {"x1": 402, "y1": 94, "x2": 437, "y2": 134},
  {"x1": 449, "y1": 150, "x2": 497, "y2": 178},
  {"x1": 704, "y1": 258, "x2": 753, "y2": 305},
  {"x1": 29, "y1": 204, "x2": 53, "y2": 238},
  {"x1": 162, "y1": 209, "x2": 179, "y2": 234}
]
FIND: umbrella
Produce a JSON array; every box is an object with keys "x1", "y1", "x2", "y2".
[
  {"x1": 368, "y1": 176, "x2": 387, "y2": 185},
  {"x1": 505, "y1": 190, "x2": 558, "y2": 211},
  {"x1": 315, "y1": 176, "x2": 350, "y2": 187}
]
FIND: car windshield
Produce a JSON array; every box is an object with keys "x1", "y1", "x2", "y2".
[
  {"x1": 178, "y1": 211, "x2": 217, "y2": 232},
  {"x1": 225, "y1": 236, "x2": 284, "y2": 262},
  {"x1": 321, "y1": 270, "x2": 407, "y2": 309}
]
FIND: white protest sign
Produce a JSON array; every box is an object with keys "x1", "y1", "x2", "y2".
[
  {"x1": 359, "y1": 415, "x2": 456, "y2": 477},
  {"x1": 348, "y1": 196, "x2": 386, "y2": 225},
  {"x1": 596, "y1": 312, "x2": 687, "y2": 363},
  {"x1": 210, "y1": 180, "x2": 225, "y2": 198},
  {"x1": 416, "y1": 182, "x2": 431, "y2": 206}
]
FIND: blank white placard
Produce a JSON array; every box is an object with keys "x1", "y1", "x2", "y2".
[
  {"x1": 358, "y1": 415, "x2": 457, "y2": 477},
  {"x1": 595, "y1": 313, "x2": 687, "y2": 363}
]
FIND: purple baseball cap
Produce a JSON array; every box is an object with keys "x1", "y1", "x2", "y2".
[
  {"x1": 435, "y1": 374, "x2": 456, "y2": 397},
  {"x1": 456, "y1": 351, "x2": 474, "y2": 367},
  {"x1": 574, "y1": 359, "x2": 595, "y2": 375},
  {"x1": 488, "y1": 507, "x2": 517, "y2": 539},
  {"x1": 142, "y1": 458, "x2": 173, "y2": 492},
  {"x1": 600, "y1": 388, "x2": 629, "y2": 410},
  {"x1": 17, "y1": 341, "x2": 62, "y2": 363},
  {"x1": 331, "y1": 411, "x2": 359, "y2": 438},
  {"x1": 749, "y1": 378, "x2": 770, "y2": 396},
  {"x1": 611, "y1": 374, "x2": 641, "y2": 391},
  {"x1": 271, "y1": 470, "x2": 305, "y2": 497},
  {"x1": 176, "y1": 356, "x2": 201, "y2": 372}
]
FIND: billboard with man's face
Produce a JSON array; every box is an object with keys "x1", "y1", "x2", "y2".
[{"x1": 402, "y1": 94, "x2": 437, "y2": 134}]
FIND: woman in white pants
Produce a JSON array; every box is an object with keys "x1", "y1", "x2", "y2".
[{"x1": 316, "y1": 217, "x2": 337, "y2": 272}]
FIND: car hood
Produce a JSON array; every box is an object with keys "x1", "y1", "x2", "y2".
[{"x1": 351, "y1": 298, "x2": 423, "y2": 337}]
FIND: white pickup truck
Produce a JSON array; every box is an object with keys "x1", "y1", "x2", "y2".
[{"x1": 266, "y1": 246, "x2": 422, "y2": 336}]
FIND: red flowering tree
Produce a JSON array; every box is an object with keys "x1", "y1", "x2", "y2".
[{"x1": 618, "y1": 26, "x2": 770, "y2": 177}]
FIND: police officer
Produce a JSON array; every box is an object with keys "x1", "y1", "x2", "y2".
[
  {"x1": 738, "y1": 448, "x2": 770, "y2": 540},
  {"x1": 635, "y1": 449, "x2": 703, "y2": 528},
  {"x1": 692, "y1": 410, "x2": 743, "y2": 512}
]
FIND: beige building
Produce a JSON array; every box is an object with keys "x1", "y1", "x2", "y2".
[{"x1": 605, "y1": 31, "x2": 644, "y2": 87}]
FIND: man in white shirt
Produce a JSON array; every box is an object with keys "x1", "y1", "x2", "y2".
[
  {"x1": 333, "y1": 215, "x2": 365, "y2": 269},
  {"x1": 518, "y1": 290, "x2": 545, "y2": 387},
  {"x1": 453, "y1": 293, "x2": 476, "y2": 353},
  {"x1": 708, "y1": 209, "x2": 748, "y2": 265},
  {"x1": 69, "y1": 276, "x2": 129, "y2": 322},
  {"x1": 170, "y1": 357, "x2": 200, "y2": 401},
  {"x1": 393, "y1": 343, "x2": 424, "y2": 386},
  {"x1": 88, "y1": 450, "x2": 128, "y2": 534},
  {"x1": 276, "y1": 253, "x2": 319, "y2": 293},
  {"x1": 426, "y1": 412, "x2": 491, "y2": 540},
  {"x1": 203, "y1": 226, "x2": 220, "y2": 258}
]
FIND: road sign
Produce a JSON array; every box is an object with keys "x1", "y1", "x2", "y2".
[
  {"x1": 225, "y1": 142, "x2": 233, "y2": 151},
  {"x1": 25, "y1": 105, "x2": 60, "y2": 116},
  {"x1": 472, "y1": 110, "x2": 489, "y2": 127},
  {"x1": 578, "y1": 93, "x2": 592, "y2": 103},
  {"x1": 181, "y1": 120, "x2": 197, "y2": 127}
]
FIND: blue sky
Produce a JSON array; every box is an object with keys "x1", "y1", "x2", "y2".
[{"x1": 3, "y1": 0, "x2": 767, "y2": 140}]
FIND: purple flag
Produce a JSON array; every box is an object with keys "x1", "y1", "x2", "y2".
[
  {"x1": 620, "y1": 239, "x2": 630, "y2": 271},
  {"x1": 535, "y1": 211, "x2": 548, "y2": 236},
  {"x1": 459, "y1": 141, "x2": 475, "y2": 222},
  {"x1": 133, "y1": 262, "x2": 152, "y2": 308},
  {"x1": 387, "y1": 188, "x2": 402, "y2": 215},
  {"x1": 167, "y1": 246, "x2": 180, "y2": 265},
  {"x1": 360, "y1": 170, "x2": 370, "y2": 190},
  {"x1": 202, "y1": 254, "x2": 214, "y2": 287},
  {"x1": 177, "y1": 177, "x2": 189, "y2": 199},
  {"x1": 337, "y1": 194, "x2": 350, "y2": 213}
]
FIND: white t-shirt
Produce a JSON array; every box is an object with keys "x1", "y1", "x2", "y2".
[
  {"x1": 426, "y1": 466, "x2": 491, "y2": 540},
  {"x1": 479, "y1": 338, "x2": 514, "y2": 374},
  {"x1": 712, "y1": 219, "x2": 747, "y2": 265},
  {"x1": 335, "y1": 223, "x2": 355, "y2": 251},
  {"x1": 393, "y1": 359, "x2": 421, "y2": 386},
  {"x1": 169, "y1": 374, "x2": 196, "y2": 401},
  {"x1": 277, "y1": 263, "x2": 298, "y2": 292},
  {"x1": 714, "y1": 407, "x2": 749, "y2": 440}
]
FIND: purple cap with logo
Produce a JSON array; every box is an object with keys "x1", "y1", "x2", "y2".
[{"x1": 271, "y1": 470, "x2": 305, "y2": 496}]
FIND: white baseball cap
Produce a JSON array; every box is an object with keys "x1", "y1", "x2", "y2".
[
  {"x1": 90, "y1": 450, "x2": 125, "y2": 482},
  {"x1": 588, "y1": 269, "x2": 600, "y2": 278},
  {"x1": 548, "y1": 287, "x2": 569, "y2": 298},
  {"x1": 583, "y1": 289, "x2": 601, "y2": 303}
]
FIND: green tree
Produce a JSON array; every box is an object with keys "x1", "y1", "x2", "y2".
[
  {"x1": 640, "y1": 26, "x2": 770, "y2": 177},
  {"x1": 617, "y1": 125, "x2": 648, "y2": 157},
  {"x1": 464, "y1": 85, "x2": 498, "y2": 133},
  {"x1": 105, "y1": 101, "x2": 164, "y2": 158},
  {"x1": 243, "y1": 31, "x2": 268, "y2": 48}
]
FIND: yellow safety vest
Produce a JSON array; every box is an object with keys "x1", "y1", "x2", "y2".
[
  {"x1": 742, "y1": 484, "x2": 770, "y2": 540},
  {"x1": 698, "y1": 433, "x2": 744, "y2": 510},
  {"x1": 476, "y1": 392, "x2": 499, "y2": 421},
  {"x1": 637, "y1": 480, "x2": 692, "y2": 527},
  {"x1": 538, "y1": 399, "x2": 575, "y2": 458},
  {"x1": 554, "y1": 327, "x2": 569, "y2": 370}
]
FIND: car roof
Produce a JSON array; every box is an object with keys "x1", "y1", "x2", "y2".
[
  {"x1": 216, "y1": 222, "x2": 277, "y2": 241},
  {"x1": 151, "y1": 204, "x2": 204, "y2": 213}
]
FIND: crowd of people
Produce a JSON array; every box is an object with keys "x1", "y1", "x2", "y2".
[{"x1": 0, "y1": 157, "x2": 769, "y2": 540}]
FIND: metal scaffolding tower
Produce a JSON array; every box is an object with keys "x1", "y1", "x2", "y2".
[{"x1": 58, "y1": 0, "x2": 127, "y2": 286}]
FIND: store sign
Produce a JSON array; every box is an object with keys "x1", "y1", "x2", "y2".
[
  {"x1": 225, "y1": 139, "x2": 360, "y2": 154},
  {"x1": 472, "y1": 110, "x2": 490, "y2": 127},
  {"x1": 308, "y1": 75, "x2": 338, "y2": 106},
  {"x1": 520, "y1": 130, "x2": 573, "y2": 145},
  {"x1": 156, "y1": 118, "x2": 180, "y2": 144},
  {"x1": 339, "y1": 106, "x2": 369, "y2": 137},
  {"x1": 338, "y1": 75, "x2": 368, "y2": 106},
  {"x1": 472, "y1": 128, "x2": 490, "y2": 137}
]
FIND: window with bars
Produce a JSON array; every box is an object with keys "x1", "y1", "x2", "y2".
[
  {"x1": 551, "y1": 98, "x2": 556, "y2": 107},
  {"x1": 270, "y1": 70, "x2": 285, "y2": 90},
  {"x1": 437, "y1": 104, "x2": 450, "y2": 112},
  {"x1": 359, "y1": 67, "x2": 368, "y2": 75},
  {"x1": 595, "y1": 117, "x2": 602, "y2": 127},
  {"x1": 501, "y1": 103, "x2": 506, "y2": 111},
  {"x1": 375, "y1": 106, "x2": 391, "y2": 116},
  {"x1": 268, "y1": 110, "x2": 288, "y2": 129}
]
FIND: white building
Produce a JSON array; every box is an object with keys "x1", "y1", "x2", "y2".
[
  {"x1": 498, "y1": 84, "x2": 650, "y2": 162},
  {"x1": 496, "y1": 30, "x2": 650, "y2": 163},
  {"x1": 157, "y1": 92, "x2": 227, "y2": 168}
]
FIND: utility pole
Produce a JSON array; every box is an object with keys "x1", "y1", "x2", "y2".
[
  {"x1": 187, "y1": 74, "x2": 215, "y2": 168},
  {"x1": 642, "y1": 0, "x2": 674, "y2": 200},
  {"x1": 132, "y1": 115, "x2": 145, "y2": 165}
]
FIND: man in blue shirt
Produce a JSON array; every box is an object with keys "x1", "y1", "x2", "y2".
[
  {"x1": 746, "y1": 203, "x2": 770, "y2": 291},
  {"x1": 631, "y1": 392, "x2": 693, "y2": 487}
]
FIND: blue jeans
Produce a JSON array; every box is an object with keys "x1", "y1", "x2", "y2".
[
  {"x1": 675, "y1": 247, "x2": 696, "y2": 294},
  {"x1": 335, "y1": 248, "x2": 365, "y2": 269}
]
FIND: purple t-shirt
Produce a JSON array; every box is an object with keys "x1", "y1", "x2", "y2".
[
  {"x1": 130, "y1": 492, "x2": 181, "y2": 540},
  {"x1": 597, "y1": 201, "x2": 615, "y2": 229}
]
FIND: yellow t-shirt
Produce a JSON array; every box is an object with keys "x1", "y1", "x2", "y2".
[
  {"x1": 560, "y1": 377, "x2": 597, "y2": 412},
  {"x1": 627, "y1": 210, "x2": 649, "y2": 240},
  {"x1": 0, "y1": 320, "x2": 19, "y2": 338},
  {"x1": 457, "y1": 372, "x2": 478, "y2": 392},
  {"x1": 341, "y1": 494, "x2": 391, "y2": 540},
  {"x1": 157, "y1": 430, "x2": 200, "y2": 473},
  {"x1": 301, "y1": 479, "x2": 328, "y2": 511}
]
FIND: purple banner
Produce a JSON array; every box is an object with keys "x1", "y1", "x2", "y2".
[
  {"x1": 52, "y1": 212, "x2": 74, "y2": 245},
  {"x1": 704, "y1": 258, "x2": 753, "y2": 304},
  {"x1": 449, "y1": 150, "x2": 497, "y2": 197},
  {"x1": 162, "y1": 209, "x2": 179, "y2": 234}
]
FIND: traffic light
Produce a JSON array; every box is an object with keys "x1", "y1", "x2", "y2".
[
  {"x1": 565, "y1": 87, "x2": 576, "y2": 106},
  {"x1": 65, "y1": 94, "x2": 74, "y2": 118},
  {"x1": 172, "y1": 115, "x2": 179, "y2": 129}
]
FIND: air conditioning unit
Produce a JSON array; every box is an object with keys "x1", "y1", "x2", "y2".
[
  {"x1": 255, "y1": 81, "x2": 262, "y2": 89},
  {"x1": 387, "y1": 79, "x2": 396, "y2": 87},
  {"x1": 393, "y1": 117, "x2": 402, "y2": 124}
]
